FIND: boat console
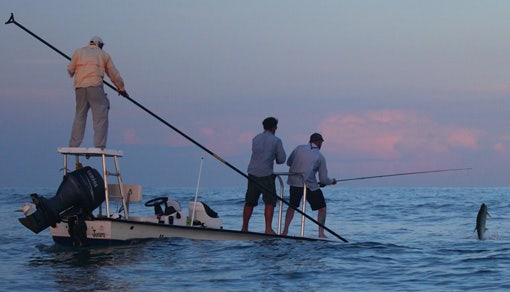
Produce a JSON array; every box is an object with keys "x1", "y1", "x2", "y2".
[{"x1": 144, "y1": 196, "x2": 223, "y2": 229}]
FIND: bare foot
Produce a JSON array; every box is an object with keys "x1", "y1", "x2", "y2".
[
  {"x1": 265, "y1": 229, "x2": 276, "y2": 235},
  {"x1": 319, "y1": 234, "x2": 328, "y2": 239}
]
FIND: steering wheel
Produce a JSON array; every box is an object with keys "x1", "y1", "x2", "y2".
[{"x1": 144, "y1": 197, "x2": 168, "y2": 207}]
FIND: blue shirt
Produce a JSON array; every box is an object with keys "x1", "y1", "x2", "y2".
[
  {"x1": 286, "y1": 143, "x2": 334, "y2": 191},
  {"x1": 247, "y1": 131, "x2": 286, "y2": 177}
]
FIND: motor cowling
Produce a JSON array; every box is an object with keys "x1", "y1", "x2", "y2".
[{"x1": 19, "y1": 166, "x2": 105, "y2": 234}]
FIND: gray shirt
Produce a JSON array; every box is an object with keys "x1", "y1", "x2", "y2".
[
  {"x1": 247, "y1": 131, "x2": 286, "y2": 177},
  {"x1": 286, "y1": 143, "x2": 334, "y2": 191}
]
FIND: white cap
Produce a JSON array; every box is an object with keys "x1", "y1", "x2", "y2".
[{"x1": 89, "y1": 36, "x2": 104, "y2": 46}]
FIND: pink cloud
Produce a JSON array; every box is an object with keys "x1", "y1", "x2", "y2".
[
  {"x1": 494, "y1": 143, "x2": 506, "y2": 153},
  {"x1": 239, "y1": 131, "x2": 256, "y2": 145},
  {"x1": 317, "y1": 109, "x2": 481, "y2": 163},
  {"x1": 121, "y1": 127, "x2": 189, "y2": 147},
  {"x1": 195, "y1": 126, "x2": 250, "y2": 156},
  {"x1": 199, "y1": 127, "x2": 216, "y2": 137},
  {"x1": 122, "y1": 128, "x2": 142, "y2": 145},
  {"x1": 447, "y1": 129, "x2": 479, "y2": 149},
  {"x1": 494, "y1": 135, "x2": 510, "y2": 155}
]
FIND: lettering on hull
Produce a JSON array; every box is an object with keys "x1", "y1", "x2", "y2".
[{"x1": 92, "y1": 232, "x2": 106, "y2": 238}]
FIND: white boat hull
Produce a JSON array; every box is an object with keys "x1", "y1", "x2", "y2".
[{"x1": 50, "y1": 218, "x2": 320, "y2": 246}]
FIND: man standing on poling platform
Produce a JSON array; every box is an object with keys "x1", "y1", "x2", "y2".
[{"x1": 67, "y1": 36, "x2": 129, "y2": 149}]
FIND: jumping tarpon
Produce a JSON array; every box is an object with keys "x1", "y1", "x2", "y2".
[{"x1": 474, "y1": 203, "x2": 490, "y2": 240}]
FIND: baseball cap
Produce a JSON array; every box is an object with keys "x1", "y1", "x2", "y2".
[
  {"x1": 89, "y1": 36, "x2": 104, "y2": 46},
  {"x1": 309, "y1": 133, "x2": 324, "y2": 142}
]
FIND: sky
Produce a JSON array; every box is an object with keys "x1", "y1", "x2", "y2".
[{"x1": 1, "y1": 1, "x2": 510, "y2": 188}]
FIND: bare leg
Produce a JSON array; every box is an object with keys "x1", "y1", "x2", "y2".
[
  {"x1": 241, "y1": 205, "x2": 253, "y2": 232},
  {"x1": 282, "y1": 207, "x2": 295, "y2": 236},
  {"x1": 318, "y1": 206, "x2": 327, "y2": 238},
  {"x1": 264, "y1": 204, "x2": 276, "y2": 234}
]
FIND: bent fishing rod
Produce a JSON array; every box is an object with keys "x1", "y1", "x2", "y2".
[
  {"x1": 334, "y1": 168, "x2": 471, "y2": 183},
  {"x1": 5, "y1": 13, "x2": 348, "y2": 242}
]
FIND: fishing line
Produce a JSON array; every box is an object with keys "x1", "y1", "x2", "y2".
[{"x1": 335, "y1": 168, "x2": 471, "y2": 183}]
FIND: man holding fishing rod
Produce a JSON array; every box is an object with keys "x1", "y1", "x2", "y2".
[
  {"x1": 67, "y1": 36, "x2": 129, "y2": 149},
  {"x1": 282, "y1": 133, "x2": 337, "y2": 238}
]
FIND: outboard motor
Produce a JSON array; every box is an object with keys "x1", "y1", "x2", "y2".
[{"x1": 18, "y1": 166, "x2": 105, "y2": 234}]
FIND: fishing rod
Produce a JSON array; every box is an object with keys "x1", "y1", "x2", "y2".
[
  {"x1": 5, "y1": 13, "x2": 349, "y2": 242},
  {"x1": 334, "y1": 168, "x2": 471, "y2": 183}
]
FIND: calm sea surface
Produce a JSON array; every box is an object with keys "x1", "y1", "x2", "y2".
[{"x1": 1, "y1": 186, "x2": 509, "y2": 291}]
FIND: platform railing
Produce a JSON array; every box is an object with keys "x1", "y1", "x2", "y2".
[
  {"x1": 274, "y1": 172, "x2": 308, "y2": 237},
  {"x1": 57, "y1": 147, "x2": 128, "y2": 219}
]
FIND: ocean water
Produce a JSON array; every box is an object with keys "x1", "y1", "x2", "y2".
[{"x1": 1, "y1": 186, "x2": 510, "y2": 291}]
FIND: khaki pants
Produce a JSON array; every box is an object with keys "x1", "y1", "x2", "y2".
[{"x1": 69, "y1": 86, "x2": 110, "y2": 148}]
